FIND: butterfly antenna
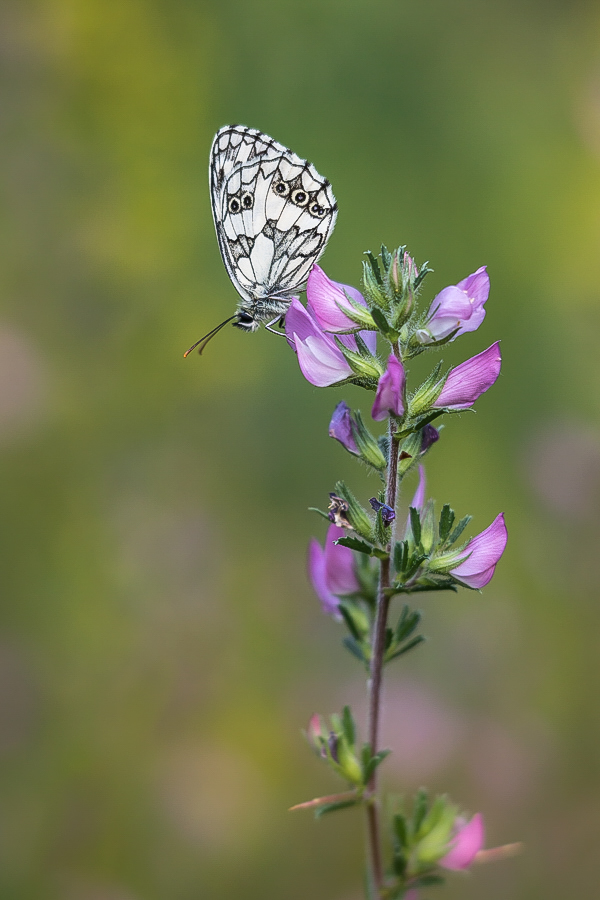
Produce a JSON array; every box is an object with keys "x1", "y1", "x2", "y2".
[{"x1": 183, "y1": 315, "x2": 238, "y2": 357}]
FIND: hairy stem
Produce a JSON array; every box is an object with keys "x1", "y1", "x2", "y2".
[{"x1": 366, "y1": 403, "x2": 401, "y2": 895}]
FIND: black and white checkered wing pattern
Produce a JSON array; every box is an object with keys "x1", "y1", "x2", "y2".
[{"x1": 209, "y1": 125, "x2": 337, "y2": 328}]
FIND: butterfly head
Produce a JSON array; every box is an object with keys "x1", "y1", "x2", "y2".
[{"x1": 233, "y1": 311, "x2": 259, "y2": 333}]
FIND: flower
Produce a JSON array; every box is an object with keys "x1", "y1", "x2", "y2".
[
  {"x1": 434, "y1": 342, "x2": 501, "y2": 411},
  {"x1": 306, "y1": 265, "x2": 370, "y2": 334},
  {"x1": 420, "y1": 424, "x2": 440, "y2": 453},
  {"x1": 308, "y1": 523, "x2": 359, "y2": 617},
  {"x1": 329, "y1": 401, "x2": 359, "y2": 454},
  {"x1": 285, "y1": 297, "x2": 377, "y2": 386},
  {"x1": 285, "y1": 298, "x2": 353, "y2": 387},
  {"x1": 451, "y1": 513, "x2": 507, "y2": 588},
  {"x1": 369, "y1": 498, "x2": 395, "y2": 526},
  {"x1": 419, "y1": 266, "x2": 489, "y2": 343},
  {"x1": 372, "y1": 354, "x2": 406, "y2": 420},
  {"x1": 439, "y1": 813, "x2": 485, "y2": 870}
]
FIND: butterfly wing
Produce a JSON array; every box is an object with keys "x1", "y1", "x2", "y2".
[{"x1": 210, "y1": 125, "x2": 337, "y2": 325}]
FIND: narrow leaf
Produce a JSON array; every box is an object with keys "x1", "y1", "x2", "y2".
[
  {"x1": 315, "y1": 798, "x2": 360, "y2": 818},
  {"x1": 342, "y1": 636, "x2": 368, "y2": 664},
  {"x1": 438, "y1": 504, "x2": 455, "y2": 542},
  {"x1": 409, "y1": 507, "x2": 422, "y2": 545}
]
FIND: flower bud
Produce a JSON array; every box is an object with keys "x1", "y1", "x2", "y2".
[{"x1": 362, "y1": 258, "x2": 389, "y2": 309}]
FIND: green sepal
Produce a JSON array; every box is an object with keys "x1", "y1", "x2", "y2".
[
  {"x1": 308, "y1": 506, "x2": 331, "y2": 522},
  {"x1": 336, "y1": 292, "x2": 377, "y2": 329},
  {"x1": 334, "y1": 481, "x2": 375, "y2": 542},
  {"x1": 409, "y1": 363, "x2": 446, "y2": 418},
  {"x1": 381, "y1": 244, "x2": 392, "y2": 270},
  {"x1": 447, "y1": 514, "x2": 472, "y2": 546},
  {"x1": 369, "y1": 305, "x2": 395, "y2": 337},
  {"x1": 420, "y1": 500, "x2": 436, "y2": 554},
  {"x1": 412, "y1": 788, "x2": 429, "y2": 835},
  {"x1": 315, "y1": 798, "x2": 360, "y2": 819},
  {"x1": 365, "y1": 251, "x2": 383, "y2": 285},
  {"x1": 414, "y1": 261, "x2": 433, "y2": 289},
  {"x1": 337, "y1": 340, "x2": 383, "y2": 379},
  {"x1": 352, "y1": 410, "x2": 387, "y2": 470}
]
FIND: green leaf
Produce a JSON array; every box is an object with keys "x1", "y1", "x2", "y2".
[
  {"x1": 393, "y1": 812, "x2": 408, "y2": 849},
  {"x1": 363, "y1": 748, "x2": 391, "y2": 783},
  {"x1": 395, "y1": 607, "x2": 421, "y2": 643},
  {"x1": 386, "y1": 635, "x2": 426, "y2": 662},
  {"x1": 315, "y1": 798, "x2": 360, "y2": 818},
  {"x1": 448, "y1": 514, "x2": 472, "y2": 546},
  {"x1": 409, "y1": 507, "x2": 422, "y2": 546},
  {"x1": 342, "y1": 636, "x2": 368, "y2": 665},
  {"x1": 338, "y1": 603, "x2": 362, "y2": 642},
  {"x1": 394, "y1": 541, "x2": 407, "y2": 573},
  {"x1": 335, "y1": 536, "x2": 373, "y2": 555},
  {"x1": 381, "y1": 244, "x2": 392, "y2": 269},
  {"x1": 411, "y1": 874, "x2": 445, "y2": 888},
  {"x1": 412, "y1": 788, "x2": 429, "y2": 834},
  {"x1": 342, "y1": 705, "x2": 356, "y2": 746},
  {"x1": 438, "y1": 504, "x2": 455, "y2": 542}
]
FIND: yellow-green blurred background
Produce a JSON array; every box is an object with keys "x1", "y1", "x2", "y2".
[{"x1": 1, "y1": 0, "x2": 600, "y2": 897}]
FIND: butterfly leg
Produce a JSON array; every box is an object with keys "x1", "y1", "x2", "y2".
[{"x1": 264, "y1": 316, "x2": 288, "y2": 337}]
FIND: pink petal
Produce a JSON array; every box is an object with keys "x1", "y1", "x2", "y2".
[
  {"x1": 324, "y1": 524, "x2": 359, "y2": 595},
  {"x1": 435, "y1": 342, "x2": 501, "y2": 410},
  {"x1": 439, "y1": 813, "x2": 485, "y2": 871},
  {"x1": 451, "y1": 513, "x2": 507, "y2": 588},
  {"x1": 372, "y1": 354, "x2": 406, "y2": 421},
  {"x1": 307, "y1": 538, "x2": 340, "y2": 618},
  {"x1": 295, "y1": 333, "x2": 353, "y2": 387},
  {"x1": 306, "y1": 265, "x2": 367, "y2": 333},
  {"x1": 456, "y1": 266, "x2": 489, "y2": 308},
  {"x1": 411, "y1": 465, "x2": 426, "y2": 511}
]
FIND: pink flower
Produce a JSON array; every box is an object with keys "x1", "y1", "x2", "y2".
[
  {"x1": 285, "y1": 298, "x2": 353, "y2": 387},
  {"x1": 439, "y1": 813, "x2": 485, "y2": 870},
  {"x1": 419, "y1": 266, "x2": 489, "y2": 343},
  {"x1": 451, "y1": 513, "x2": 507, "y2": 588},
  {"x1": 306, "y1": 264, "x2": 370, "y2": 334},
  {"x1": 308, "y1": 524, "x2": 359, "y2": 617},
  {"x1": 329, "y1": 401, "x2": 359, "y2": 454},
  {"x1": 434, "y1": 342, "x2": 501, "y2": 411},
  {"x1": 372, "y1": 354, "x2": 406, "y2": 420}
]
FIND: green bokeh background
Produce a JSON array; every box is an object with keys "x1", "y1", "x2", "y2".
[{"x1": 1, "y1": 0, "x2": 600, "y2": 897}]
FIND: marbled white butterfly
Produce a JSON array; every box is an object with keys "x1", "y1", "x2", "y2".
[{"x1": 185, "y1": 125, "x2": 337, "y2": 355}]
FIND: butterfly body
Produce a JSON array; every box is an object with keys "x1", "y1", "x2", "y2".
[{"x1": 210, "y1": 125, "x2": 337, "y2": 332}]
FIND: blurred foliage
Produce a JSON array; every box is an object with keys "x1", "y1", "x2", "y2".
[{"x1": 1, "y1": 0, "x2": 600, "y2": 897}]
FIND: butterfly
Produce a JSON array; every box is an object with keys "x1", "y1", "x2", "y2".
[{"x1": 185, "y1": 125, "x2": 337, "y2": 355}]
